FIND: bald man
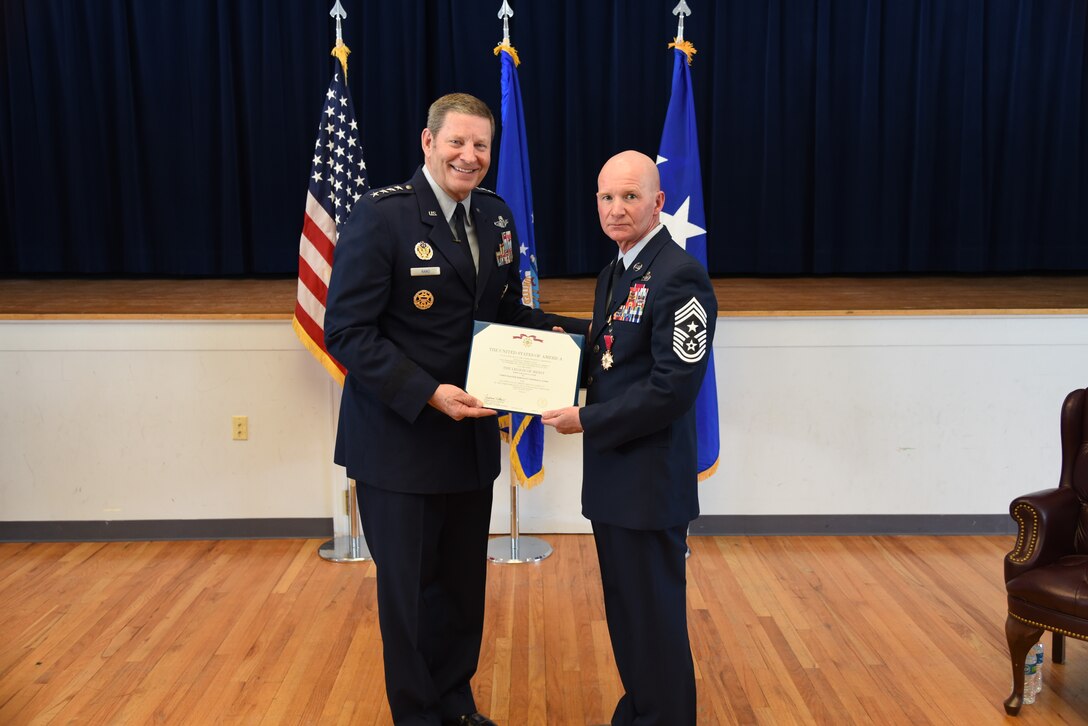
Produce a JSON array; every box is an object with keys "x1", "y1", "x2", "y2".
[{"x1": 542, "y1": 151, "x2": 716, "y2": 725}]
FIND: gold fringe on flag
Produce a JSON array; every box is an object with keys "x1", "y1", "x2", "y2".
[
  {"x1": 668, "y1": 39, "x2": 697, "y2": 65},
  {"x1": 697, "y1": 457, "x2": 719, "y2": 482},
  {"x1": 493, "y1": 42, "x2": 520, "y2": 67},
  {"x1": 497, "y1": 412, "x2": 545, "y2": 488},
  {"x1": 332, "y1": 40, "x2": 351, "y2": 79},
  {"x1": 292, "y1": 317, "x2": 346, "y2": 386}
]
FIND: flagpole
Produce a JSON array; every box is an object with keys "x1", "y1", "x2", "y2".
[
  {"x1": 318, "y1": 477, "x2": 372, "y2": 562},
  {"x1": 487, "y1": 468, "x2": 553, "y2": 564},
  {"x1": 486, "y1": 0, "x2": 552, "y2": 565},
  {"x1": 307, "y1": 0, "x2": 371, "y2": 563},
  {"x1": 665, "y1": 0, "x2": 701, "y2": 561}
]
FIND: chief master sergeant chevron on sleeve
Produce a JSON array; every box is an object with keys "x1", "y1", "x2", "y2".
[{"x1": 324, "y1": 92, "x2": 588, "y2": 726}]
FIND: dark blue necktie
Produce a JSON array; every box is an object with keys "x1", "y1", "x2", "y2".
[{"x1": 607, "y1": 258, "x2": 625, "y2": 309}]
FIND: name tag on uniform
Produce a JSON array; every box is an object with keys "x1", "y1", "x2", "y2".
[{"x1": 410, "y1": 266, "x2": 441, "y2": 277}]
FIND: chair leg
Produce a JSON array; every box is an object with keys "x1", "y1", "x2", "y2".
[
  {"x1": 1053, "y1": 631, "x2": 1065, "y2": 664},
  {"x1": 1004, "y1": 614, "x2": 1044, "y2": 716}
]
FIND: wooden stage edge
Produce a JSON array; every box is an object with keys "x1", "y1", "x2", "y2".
[{"x1": 1, "y1": 276, "x2": 1087, "y2": 320}]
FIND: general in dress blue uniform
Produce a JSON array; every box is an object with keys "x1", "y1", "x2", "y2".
[
  {"x1": 543, "y1": 151, "x2": 716, "y2": 726},
  {"x1": 325, "y1": 94, "x2": 586, "y2": 726}
]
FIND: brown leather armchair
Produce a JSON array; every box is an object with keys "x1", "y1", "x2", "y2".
[{"x1": 1003, "y1": 387, "x2": 1088, "y2": 715}]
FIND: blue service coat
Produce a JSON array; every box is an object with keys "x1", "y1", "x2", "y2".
[
  {"x1": 325, "y1": 167, "x2": 586, "y2": 493},
  {"x1": 579, "y1": 227, "x2": 717, "y2": 529}
]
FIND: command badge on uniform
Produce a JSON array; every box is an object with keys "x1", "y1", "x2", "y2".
[
  {"x1": 415, "y1": 241, "x2": 433, "y2": 260},
  {"x1": 496, "y1": 231, "x2": 513, "y2": 266},
  {"x1": 672, "y1": 297, "x2": 708, "y2": 363},
  {"x1": 413, "y1": 290, "x2": 435, "y2": 310}
]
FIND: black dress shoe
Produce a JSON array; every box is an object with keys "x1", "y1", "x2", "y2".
[{"x1": 445, "y1": 714, "x2": 497, "y2": 726}]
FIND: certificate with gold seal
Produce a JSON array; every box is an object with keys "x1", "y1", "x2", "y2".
[{"x1": 465, "y1": 322, "x2": 584, "y2": 415}]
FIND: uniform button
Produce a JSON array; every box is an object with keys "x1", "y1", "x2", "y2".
[
  {"x1": 587, "y1": 376, "x2": 594, "y2": 386},
  {"x1": 593, "y1": 344, "x2": 600, "y2": 353}
]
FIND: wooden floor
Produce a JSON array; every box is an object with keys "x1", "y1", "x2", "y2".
[
  {"x1": 0, "y1": 536, "x2": 1084, "y2": 725},
  {"x1": 1, "y1": 276, "x2": 1087, "y2": 319}
]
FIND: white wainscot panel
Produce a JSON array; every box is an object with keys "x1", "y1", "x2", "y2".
[
  {"x1": 1, "y1": 321, "x2": 338, "y2": 522},
  {"x1": 700, "y1": 315, "x2": 1088, "y2": 517},
  {"x1": 4, "y1": 316, "x2": 1087, "y2": 533}
]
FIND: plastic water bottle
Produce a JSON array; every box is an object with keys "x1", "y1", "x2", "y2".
[
  {"x1": 1022, "y1": 642, "x2": 1043, "y2": 704},
  {"x1": 1022, "y1": 651, "x2": 1037, "y2": 705},
  {"x1": 1032, "y1": 642, "x2": 1045, "y2": 697}
]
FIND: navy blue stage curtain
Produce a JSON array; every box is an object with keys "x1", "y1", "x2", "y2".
[{"x1": 1, "y1": 0, "x2": 1086, "y2": 275}]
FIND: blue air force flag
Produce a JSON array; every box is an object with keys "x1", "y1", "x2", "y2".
[
  {"x1": 495, "y1": 45, "x2": 545, "y2": 488},
  {"x1": 657, "y1": 47, "x2": 720, "y2": 479}
]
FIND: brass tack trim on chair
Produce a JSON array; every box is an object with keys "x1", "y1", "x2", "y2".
[
  {"x1": 1008, "y1": 502, "x2": 1040, "y2": 563},
  {"x1": 1008, "y1": 612, "x2": 1088, "y2": 641}
]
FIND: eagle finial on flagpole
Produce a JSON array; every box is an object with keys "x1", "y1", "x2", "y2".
[
  {"x1": 494, "y1": 0, "x2": 520, "y2": 66},
  {"x1": 330, "y1": 0, "x2": 351, "y2": 79},
  {"x1": 669, "y1": 0, "x2": 697, "y2": 65},
  {"x1": 673, "y1": 0, "x2": 691, "y2": 42},
  {"x1": 498, "y1": 0, "x2": 514, "y2": 45}
]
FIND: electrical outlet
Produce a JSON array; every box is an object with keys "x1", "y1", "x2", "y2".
[{"x1": 232, "y1": 415, "x2": 248, "y2": 440}]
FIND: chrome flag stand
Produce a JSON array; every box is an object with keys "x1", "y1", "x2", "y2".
[
  {"x1": 487, "y1": 469, "x2": 552, "y2": 564},
  {"x1": 319, "y1": 478, "x2": 371, "y2": 562}
]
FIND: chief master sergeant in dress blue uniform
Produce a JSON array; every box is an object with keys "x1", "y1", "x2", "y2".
[
  {"x1": 543, "y1": 150, "x2": 716, "y2": 726},
  {"x1": 325, "y1": 93, "x2": 587, "y2": 726}
]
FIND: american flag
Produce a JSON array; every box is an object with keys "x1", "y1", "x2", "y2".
[{"x1": 292, "y1": 69, "x2": 370, "y2": 383}]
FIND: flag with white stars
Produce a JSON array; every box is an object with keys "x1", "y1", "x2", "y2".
[
  {"x1": 657, "y1": 45, "x2": 720, "y2": 480},
  {"x1": 495, "y1": 44, "x2": 546, "y2": 489},
  {"x1": 292, "y1": 69, "x2": 369, "y2": 384}
]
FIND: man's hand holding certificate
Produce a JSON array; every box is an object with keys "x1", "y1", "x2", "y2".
[{"x1": 464, "y1": 322, "x2": 584, "y2": 416}]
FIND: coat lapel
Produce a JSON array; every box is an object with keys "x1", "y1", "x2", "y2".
[
  {"x1": 471, "y1": 204, "x2": 497, "y2": 303},
  {"x1": 411, "y1": 169, "x2": 477, "y2": 292},
  {"x1": 593, "y1": 228, "x2": 674, "y2": 340},
  {"x1": 590, "y1": 267, "x2": 611, "y2": 345}
]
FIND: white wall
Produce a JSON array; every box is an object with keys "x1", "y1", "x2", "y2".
[
  {"x1": 2, "y1": 316, "x2": 1086, "y2": 535},
  {"x1": 0, "y1": 321, "x2": 339, "y2": 523}
]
